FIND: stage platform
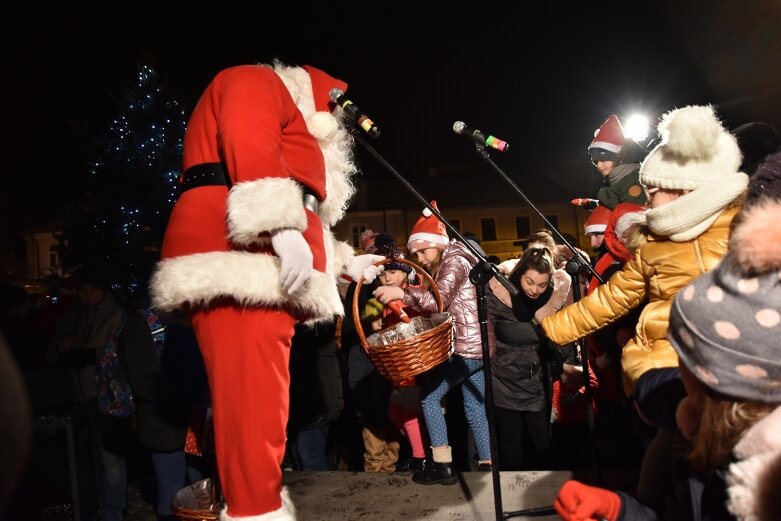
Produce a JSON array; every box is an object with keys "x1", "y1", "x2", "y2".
[
  {"x1": 283, "y1": 469, "x2": 614, "y2": 520},
  {"x1": 120, "y1": 468, "x2": 636, "y2": 520}
]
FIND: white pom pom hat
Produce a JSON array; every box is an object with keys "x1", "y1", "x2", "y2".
[
  {"x1": 640, "y1": 105, "x2": 742, "y2": 190},
  {"x1": 408, "y1": 200, "x2": 449, "y2": 254}
]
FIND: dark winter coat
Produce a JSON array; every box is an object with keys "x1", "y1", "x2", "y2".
[
  {"x1": 126, "y1": 317, "x2": 209, "y2": 452},
  {"x1": 287, "y1": 321, "x2": 344, "y2": 432},
  {"x1": 486, "y1": 268, "x2": 573, "y2": 412}
]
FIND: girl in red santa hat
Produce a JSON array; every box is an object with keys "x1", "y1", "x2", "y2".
[{"x1": 373, "y1": 201, "x2": 495, "y2": 484}]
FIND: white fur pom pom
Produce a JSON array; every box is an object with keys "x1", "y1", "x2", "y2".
[
  {"x1": 306, "y1": 112, "x2": 339, "y2": 142},
  {"x1": 422, "y1": 207, "x2": 432, "y2": 217},
  {"x1": 658, "y1": 105, "x2": 723, "y2": 161},
  {"x1": 730, "y1": 198, "x2": 781, "y2": 273}
]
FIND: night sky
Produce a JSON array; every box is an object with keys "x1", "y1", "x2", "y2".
[{"x1": 5, "y1": 1, "x2": 777, "y2": 243}]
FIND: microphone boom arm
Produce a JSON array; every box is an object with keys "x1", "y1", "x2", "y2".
[{"x1": 470, "y1": 143, "x2": 604, "y2": 284}]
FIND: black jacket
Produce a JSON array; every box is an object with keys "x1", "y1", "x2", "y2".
[{"x1": 125, "y1": 315, "x2": 208, "y2": 452}]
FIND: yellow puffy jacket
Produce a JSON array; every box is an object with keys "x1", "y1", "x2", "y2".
[{"x1": 541, "y1": 206, "x2": 739, "y2": 397}]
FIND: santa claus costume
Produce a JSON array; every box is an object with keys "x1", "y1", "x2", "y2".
[{"x1": 151, "y1": 62, "x2": 378, "y2": 520}]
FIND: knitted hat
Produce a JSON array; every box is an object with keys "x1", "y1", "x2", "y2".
[
  {"x1": 746, "y1": 150, "x2": 781, "y2": 206},
  {"x1": 640, "y1": 105, "x2": 743, "y2": 190},
  {"x1": 408, "y1": 201, "x2": 449, "y2": 254},
  {"x1": 374, "y1": 236, "x2": 413, "y2": 274},
  {"x1": 72, "y1": 264, "x2": 111, "y2": 290},
  {"x1": 668, "y1": 198, "x2": 781, "y2": 403},
  {"x1": 588, "y1": 115, "x2": 624, "y2": 162},
  {"x1": 640, "y1": 105, "x2": 749, "y2": 242},
  {"x1": 583, "y1": 205, "x2": 612, "y2": 235}
]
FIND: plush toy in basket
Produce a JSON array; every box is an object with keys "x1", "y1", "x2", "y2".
[{"x1": 352, "y1": 257, "x2": 455, "y2": 380}]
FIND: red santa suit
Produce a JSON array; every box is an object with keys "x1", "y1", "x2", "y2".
[{"x1": 151, "y1": 63, "x2": 364, "y2": 520}]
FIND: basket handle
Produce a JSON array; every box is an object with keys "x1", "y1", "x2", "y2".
[{"x1": 351, "y1": 257, "x2": 443, "y2": 349}]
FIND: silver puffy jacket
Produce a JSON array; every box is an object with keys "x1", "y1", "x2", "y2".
[{"x1": 403, "y1": 240, "x2": 495, "y2": 359}]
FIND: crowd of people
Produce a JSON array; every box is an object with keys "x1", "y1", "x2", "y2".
[{"x1": 1, "y1": 60, "x2": 780, "y2": 521}]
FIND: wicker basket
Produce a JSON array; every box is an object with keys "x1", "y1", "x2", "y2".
[
  {"x1": 352, "y1": 258, "x2": 454, "y2": 380},
  {"x1": 172, "y1": 478, "x2": 220, "y2": 521}
]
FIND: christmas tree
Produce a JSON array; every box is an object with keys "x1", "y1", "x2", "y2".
[{"x1": 58, "y1": 61, "x2": 186, "y2": 301}]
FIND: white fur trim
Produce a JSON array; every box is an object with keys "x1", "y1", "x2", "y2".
[
  {"x1": 588, "y1": 140, "x2": 622, "y2": 154},
  {"x1": 408, "y1": 233, "x2": 449, "y2": 252},
  {"x1": 220, "y1": 491, "x2": 296, "y2": 521},
  {"x1": 221, "y1": 504, "x2": 295, "y2": 520},
  {"x1": 228, "y1": 178, "x2": 307, "y2": 245},
  {"x1": 273, "y1": 63, "x2": 315, "y2": 120},
  {"x1": 584, "y1": 223, "x2": 607, "y2": 235},
  {"x1": 273, "y1": 61, "x2": 357, "y2": 227},
  {"x1": 726, "y1": 452, "x2": 778, "y2": 520},
  {"x1": 150, "y1": 251, "x2": 344, "y2": 321},
  {"x1": 330, "y1": 239, "x2": 357, "y2": 276},
  {"x1": 725, "y1": 406, "x2": 781, "y2": 520}
]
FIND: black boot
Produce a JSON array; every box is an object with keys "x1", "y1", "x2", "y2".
[
  {"x1": 412, "y1": 461, "x2": 457, "y2": 485},
  {"x1": 478, "y1": 463, "x2": 492, "y2": 472},
  {"x1": 410, "y1": 457, "x2": 428, "y2": 473}
]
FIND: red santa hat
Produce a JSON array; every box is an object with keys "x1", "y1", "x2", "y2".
[
  {"x1": 302, "y1": 64, "x2": 348, "y2": 113},
  {"x1": 408, "y1": 201, "x2": 449, "y2": 254},
  {"x1": 588, "y1": 115, "x2": 625, "y2": 161},
  {"x1": 584, "y1": 205, "x2": 612, "y2": 235}
]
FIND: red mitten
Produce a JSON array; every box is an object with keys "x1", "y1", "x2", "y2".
[{"x1": 554, "y1": 480, "x2": 621, "y2": 521}]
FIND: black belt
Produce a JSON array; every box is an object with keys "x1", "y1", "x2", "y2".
[
  {"x1": 181, "y1": 162, "x2": 232, "y2": 192},
  {"x1": 180, "y1": 162, "x2": 320, "y2": 213}
]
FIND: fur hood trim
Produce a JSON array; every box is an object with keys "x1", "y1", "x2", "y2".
[
  {"x1": 150, "y1": 250, "x2": 344, "y2": 323},
  {"x1": 488, "y1": 267, "x2": 570, "y2": 317},
  {"x1": 726, "y1": 406, "x2": 781, "y2": 520}
]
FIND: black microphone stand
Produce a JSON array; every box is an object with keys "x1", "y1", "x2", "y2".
[
  {"x1": 564, "y1": 255, "x2": 602, "y2": 486},
  {"x1": 351, "y1": 130, "x2": 514, "y2": 521},
  {"x1": 470, "y1": 142, "x2": 605, "y2": 519}
]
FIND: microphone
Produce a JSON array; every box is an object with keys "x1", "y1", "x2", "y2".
[
  {"x1": 329, "y1": 88, "x2": 381, "y2": 138},
  {"x1": 453, "y1": 121, "x2": 509, "y2": 152},
  {"x1": 570, "y1": 198, "x2": 600, "y2": 209}
]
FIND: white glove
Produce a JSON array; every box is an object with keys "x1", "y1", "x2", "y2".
[
  {"x1": 362, "y1": 264, "x2": 385, "y2": 284},
  {"x1": 271, "y1": 228, "x2": 313, "y2": 294},
  {"x1": 373, "y1": 286, "x2": 405, "y2": 304},
  {"x1": 345, "y1": 254, "x2": 385, "y2": 282}
]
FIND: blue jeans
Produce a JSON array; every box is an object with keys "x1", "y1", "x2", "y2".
[
  {"x1": 419, "y1": 355, "x2": 491, "y2": 461},
  {"x1": 288, "y1": 425, "x2": 330, "y2": 470},
  {"x1": 95, "y1": 415, "x2": 130, "y2": 521},
  {"x1": 151, "y1": 450, "x2": 205, "y2": 516}
]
